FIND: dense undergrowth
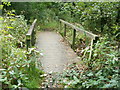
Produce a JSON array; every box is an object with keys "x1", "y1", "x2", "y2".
[
  {"x1": 37, "y1": 5, "x2": 120, "y2": 88},
  {"x1": 0, "y1": 12, "x2": 44, "y2": 88},
  {"x1": 1, "y1": 1, "x2": 120, "y2": 89},
  {"x1": 35, "y1": 15, "x2": 120, "y2": 88},
  {"x1": 57, "y1": 16, "x2": 120, "y2": 88},
  {"x1": 55, "y1": 36, "x2": 120, "y2": 88},
  {"x1": 57, "y1": 3, "x2": 120, "y2": 88},
  {"x1": 34, "y1": 6, "x2": 120, "y2": 88},
  {"x1": 38, "y1": 20, "x2": 58, "y2": 31},
  {"x1": 45, "y1": 19, "x2": 120, "y2": 88}
]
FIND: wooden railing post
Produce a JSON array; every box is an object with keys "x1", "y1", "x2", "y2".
[
  {"x1": 72, "y1": 29, "x2": 76, "y2": 49},
  {"x1": 64, "y1": 24, "x2": 66, "y2": 37},
  {"x1": 88, "y1": 36, "x2": 99, "y2": 68},
  {"x1": 93, "y1": 36, "x2": 99, "y2": 44},
  {"x1": 26, "y1": 35, "x2": 31, "y2": 51},
  {"x1": 26, "y1": 19, "x2": 37, "y2": 51},
  {"x1": 31, "y1": 29, "x2": 35, "y2": 46},
  {"x1": 59, "y1": 21, "x2": 61, "y2": 31},
  {"x1": 60, "y1": 19, "x2": 99, "y2": 52},
  {"x1": 89, "y1": 37, "x2": 99, "y2": 58}
]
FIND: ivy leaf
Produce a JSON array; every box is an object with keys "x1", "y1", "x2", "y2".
[
  {"x1": 12, "y1": 85, "x2": 18, "y2": 88},
  {"x1": 102, "y1": 84, "x2": 115, "y2": 88},
  {"x1": 0, "y1": 77, "x2": 7, "y2": 82},
  {"x1": 87, "y1": 72, "x2": 93, "y2": 77},
  {"x1": 73, "y1": 76, "x2": 79, "y2": 83},
  {"x1": 95, "y1": 70, "x2": 102, "y2": 76},
  {"x1": 109, "y1": 79, "x2": 118, "y2": 85}
]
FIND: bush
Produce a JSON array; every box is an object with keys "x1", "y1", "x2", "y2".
[
  {"x1": 57, "y1": 36, "x2": 119, "y2": 88},
  {"x1": 0, "y1": 14, "x2": 44, "y2": 88}
]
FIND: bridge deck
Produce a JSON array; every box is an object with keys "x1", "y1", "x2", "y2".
[{"x1": 36, "y1": 31, "x2": 80, "y2": 73}]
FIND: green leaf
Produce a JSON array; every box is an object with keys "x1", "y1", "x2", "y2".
[
  {"x1": 0, "y1": 77, "x2": 7, "y2": 82},
  {"x1": 102, "y1": 84, "x2": 114, "y2": 88},
  {"x1": 73, "y1": 76, "x2": 79, "y2": 83},
  {"x1": 87, "y1": 72, "x2": 93, "y2": 77}
]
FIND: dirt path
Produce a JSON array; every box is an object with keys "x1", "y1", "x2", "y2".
[{"x1": 36, "y1": 31, "x2": 80, "y2": 73}]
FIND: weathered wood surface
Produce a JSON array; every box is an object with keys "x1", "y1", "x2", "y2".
[
  {"x1": 60, "y1": 19, "x2": 99, "y2": 60},
  {"x1": 26, "y1": 19, "x2": 37, "y2": 50},
  {"x1": 36, "y1": 31, "x2": 81, "y2": 73},
  {"x1": 72, "y1": 29, "x2": 76, "y2": 49},
  {"x1": 60, "y1": 19, "x2": 98, "y2": 40},
  {"x1": 26, "y1": 19, "x2": 37, "y2": 36},
  {"x1": 64, "y1": 24, "x2": 66, "y2": 37}
]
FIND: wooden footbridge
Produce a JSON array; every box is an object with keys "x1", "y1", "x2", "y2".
[{"x1": 26, "y1": 19, "x2": 98, "y2": 73}]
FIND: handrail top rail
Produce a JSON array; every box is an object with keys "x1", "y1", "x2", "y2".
[
  {"x1": 60, "y1": 19, "x2": 98, "y2": 40},
  {"x1": 26, "y1": 19, "x2": 37, "y2": 36}
]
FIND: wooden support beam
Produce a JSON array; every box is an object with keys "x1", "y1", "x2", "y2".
[
  {"x1": 88, "y1": 39, "x2": 93, "y2": 61},
  {"x1": 26, "y1": 19, "x2": 37, "y2": 36},
  {"x1": 59, "y1": 21, "x2": 61, "y2": 31},
  {"x1": 72, "y1": 29, "x2": 76, "y2": 49},
  {"x1": 26, "y1": 35, "x2": 31, "y2": 51},
  {"x1": 64, "y1": 24, "x2": 66, "y2": 37},
  {"x1": 26, "y1": 19, "x2": 37, "y2": 51}
]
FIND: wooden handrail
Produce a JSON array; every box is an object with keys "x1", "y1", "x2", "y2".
[
  {"x1": 26, "y1": 19, "x2": 37, "y2": 36},
  {"x1": 59, "y1": 19, "x2": 99, "y2": 60},
  {"x1": 60, "y1": 19, "x2": 98, "y2": 40},
  {"x1": 26, "y1": 19, "x2": 37, "y2": 50}
]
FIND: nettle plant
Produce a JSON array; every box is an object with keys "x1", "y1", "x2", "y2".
[
  {"x1": 0, "y1": 20, "x2": 28, "y2": 88},
  {"x1": 58, "y1": 36, "x2": 119, "y2": 88},
  {"x1": 0, "y1": 12, "x2": 43, "y2": 88},
  {"x1": 3, "y1": 12, "x2": 28, "y2": 47}
]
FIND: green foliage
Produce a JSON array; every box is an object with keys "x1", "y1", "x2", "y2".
[
  {"x1": 2, "y1": 2, "x2": 120, "y2": 89},
  {"x1": 56, "y1": 36, "x2": 119, "y2": 88},
  {"x1": 24, "y1": 51, "x2": 44, "y2": 88},
  {"x1": 58, "y1": 4, "x2": 120, "y2": 88},
  {"x1": 7, "y1": 2, "x2": 59, "y2": 24},
  {"x1": 39, "y1": 20, "x2": 59, "y2": 31},
  {"x1": 60, "y1": 2, "x2": 120, "y2": 40},
  {"x1": 4, "y1": 2, "x2": 119, "y2": 38},
  {"x1": 0, "y1": 13, "x2": 44, "y2": 88}
]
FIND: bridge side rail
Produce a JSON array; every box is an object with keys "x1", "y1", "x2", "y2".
[
  {"x1": 59, "y1": 19, "x2": 99, "y2": 60},
  {"x1": 26, "y1": 19, "x2": 37, "y2": 50}
]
